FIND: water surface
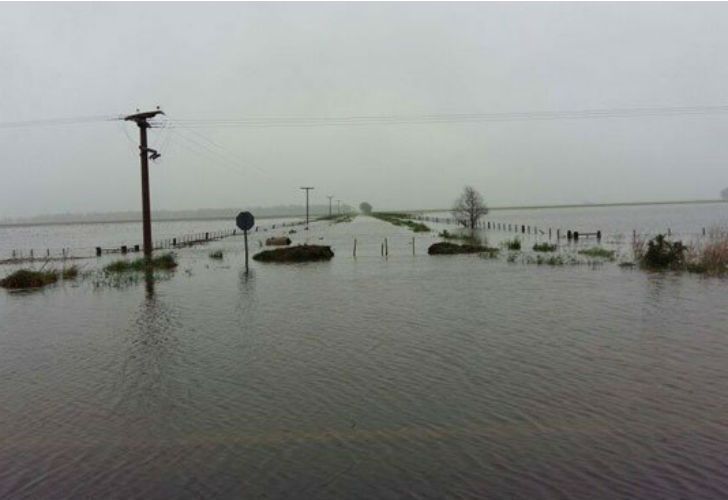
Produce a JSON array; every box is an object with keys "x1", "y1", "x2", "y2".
[{"x1": 1, "y1": 209, "x2": 727, "y2": 499}]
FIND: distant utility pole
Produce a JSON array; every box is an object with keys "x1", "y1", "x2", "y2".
[
  {"x1": 124, "y1": 107, "x2": 164, "y2": 259},
  {"x1": 337, "y1": 199, "x2": 341, "y2": 215},
  {"x1": 300, "y1": 186, "x2": 314, "y2": 228},
  {"x1": 327, "y1": 195, "x2": 334, "y2": 217}
]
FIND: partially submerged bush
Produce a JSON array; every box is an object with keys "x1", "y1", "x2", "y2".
[
  {"x1": 637, "y1": 234, "x2": 687, "y2": 270},
  {"x1": 533, "y1": 242, "x2": 557, "y2": 252},
  {"x1": 253, "y1": 245, "x2": 334, "y2": 263},
  {"x1": 578, "y1": 247, "x2": 616, "y2": 260},
  {"x1": 209, "y1": 250, "x2": 223, "y2": 260},
  {"x1": 428, "y1": 242, "x2": 498, "y2": 255},
  {"x1": 62, "y1": 265, "x2": 79, "y2": 279},
  {"x1": 1, "y1": 269, "x2": 59, "y2": 289},
  {"x1": 105, "y1": 253, "x2": 178, "y2": 273},
  {"x1": 503, "y1": 238, "x2": 521, "y2": 251}
]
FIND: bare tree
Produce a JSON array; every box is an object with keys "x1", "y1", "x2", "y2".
[{"x1": 452, "y1": 186, "x2": 488, "y2": 230}]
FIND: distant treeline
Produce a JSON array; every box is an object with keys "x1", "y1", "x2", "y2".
[{"x1": 1, "y1": 204, "x2": 355, "y2": 226}]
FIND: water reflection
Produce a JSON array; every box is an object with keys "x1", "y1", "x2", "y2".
[
  {"x1": 113, "y1": 284, "x2": 181, "y2": 431},
  {"x1": 144, "y1": 269, "x2": 155, "y2": 298}
]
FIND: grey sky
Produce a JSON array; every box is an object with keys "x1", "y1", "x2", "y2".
[{"x1": 2, "y1": 2, "x2": 728, "y2": 217}]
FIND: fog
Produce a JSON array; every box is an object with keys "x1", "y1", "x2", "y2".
[{"x1": 2, "y1": 2, "x2": 728, "y2": 218}]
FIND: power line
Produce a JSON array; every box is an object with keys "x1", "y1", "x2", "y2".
[
  {"x1": 0, "y1": 114, "x2": 122, "y2": 129},
  {"x1": 170, "y1": 104, "x2": 728, "y2": 128},
  {"x1": 167, "y1": 127, "x2": 274, "y2": 181}
]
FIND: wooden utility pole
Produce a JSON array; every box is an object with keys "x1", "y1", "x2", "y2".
[
  {"x1": 327, "y1": 195, "x2": 333, "y2": 217},
  {"x1": 300, "y1": 186, "x2": 314, "y2": 228},
  {"x1": 337, "y1": 199, "x2": 341, "y2": 215},
  {"x1": 125, "y1": 108, "x2": 164, "y2": 259}
]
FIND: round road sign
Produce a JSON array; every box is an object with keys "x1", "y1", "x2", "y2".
[{"x1": 236, "y1": 211, "x2": 255, "y2": 231}]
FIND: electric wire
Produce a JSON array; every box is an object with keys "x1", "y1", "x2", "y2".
[
  {"x1": 0, "y1": 114, "x2": 122, "y2": 129},
  {"x1": 170, "y1": 105, "x2": 728, "y2": 128}
]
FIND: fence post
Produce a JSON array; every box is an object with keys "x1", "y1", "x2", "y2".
[
  {"x1": 353, "y1": 238, "x2": 357, "y2": 257},
  {"x1": 412, "y1": 237, "x2": 415, "y2": 256},
  {"x1": 597, "y1": 230, "x2": 601, "y2": 242}
]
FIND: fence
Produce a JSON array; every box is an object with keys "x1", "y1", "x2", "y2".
[{"x1": 1, "y1": 219, "x2": 310, "y2": 264}]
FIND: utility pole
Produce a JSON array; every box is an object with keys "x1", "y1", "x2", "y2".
[
  {"x1": 327, "y1": 195, "x2": 334, "y2": 217},
  {"x1": 300, "y1": 186, "x2": 314, "y2": 228},
  {"x1": 337, "y1": 199, "x2": 341, "y2": 215},
  {"x1": 124, "y1": 108, "x2": 164, "y2": 259}
]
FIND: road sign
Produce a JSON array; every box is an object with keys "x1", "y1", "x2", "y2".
[{"x1": 236, "y1": 211, "x2": 255, "y2": 231}]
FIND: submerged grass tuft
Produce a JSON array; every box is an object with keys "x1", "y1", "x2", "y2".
[
  {"x1": 533, "y1": 242, "x2": 558, "y2": 252},
  {"x1": 104, "y1": 253, "x2": 178, "y2": 273},
  {"x1": 578, "y1": 247, "x2": 616, "y2": 260},
  {"x1": 1, "y1": 268, "x2": 59, "y2": 289},
  {"x1": 503, "y1": 238, "x2": 521, "y2": 251}
]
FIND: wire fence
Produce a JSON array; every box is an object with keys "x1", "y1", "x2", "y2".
[
  {"x1": 414, "y1": 215, "x2": 712, "y2": 243},
  {"x1": 0, "y1": 219, "x2": 309, "y2": 264}
]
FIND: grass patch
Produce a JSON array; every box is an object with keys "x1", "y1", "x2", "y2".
[
  {"x1": 209, "y1": 250, "x2": 223, "y2": 260},
  {"x1": 688, "y1": 227, "x2": 728, "y2": 275},
  {"x1": 104, "y1": 253, "x2": 178, "y2": 273},
  {"x1": 503, "y1": 238, "x2": 521, "y2": 251},
  {"x1": 253, "y1": 245, "x2": 334, "y2": 263},
  {"x1": 317, "y1": 214, "x2": 354, "y2": 223},
  {"x1": 533, "y1": 242, "x2": 558, "y2": 252},
  {"x1": 578, "y1": 247, "x2": 616, "y2": 260},
  {"x1": 372, "y1": 213, "x2": 430, "y2": 232},
  {"x1": 428, "y1": 242, "x2": 498, "y2": 255},
  {"x1": 1, "y1": 269, "x2": 59, "y2": 289}
]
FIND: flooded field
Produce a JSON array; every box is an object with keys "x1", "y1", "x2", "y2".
[{"x1": 1, "y1": 205, "x2": 728, "y2": 499}]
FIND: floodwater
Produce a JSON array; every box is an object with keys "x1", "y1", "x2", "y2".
[{"x1": 1, "y1": 205, "x2": 728, "y2": 499}]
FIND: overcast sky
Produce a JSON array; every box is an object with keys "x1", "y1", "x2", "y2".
[{"x1": 2, "y1": 2, "x2": 728, "y2": 217}]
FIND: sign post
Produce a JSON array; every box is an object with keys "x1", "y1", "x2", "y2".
[{"x1": 236, "y1": 211, "x2": 255, "y2": 273}]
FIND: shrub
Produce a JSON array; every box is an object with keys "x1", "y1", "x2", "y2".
[
  {"x1": 209, "y1": 250, "x2": 223, "y2": 260},
  {"x1": 533, "y1": 243, "x2": 557, "y2": 252},
  {"x1": 638, "y1": 234, "x2": 687, "y2": 270}
]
